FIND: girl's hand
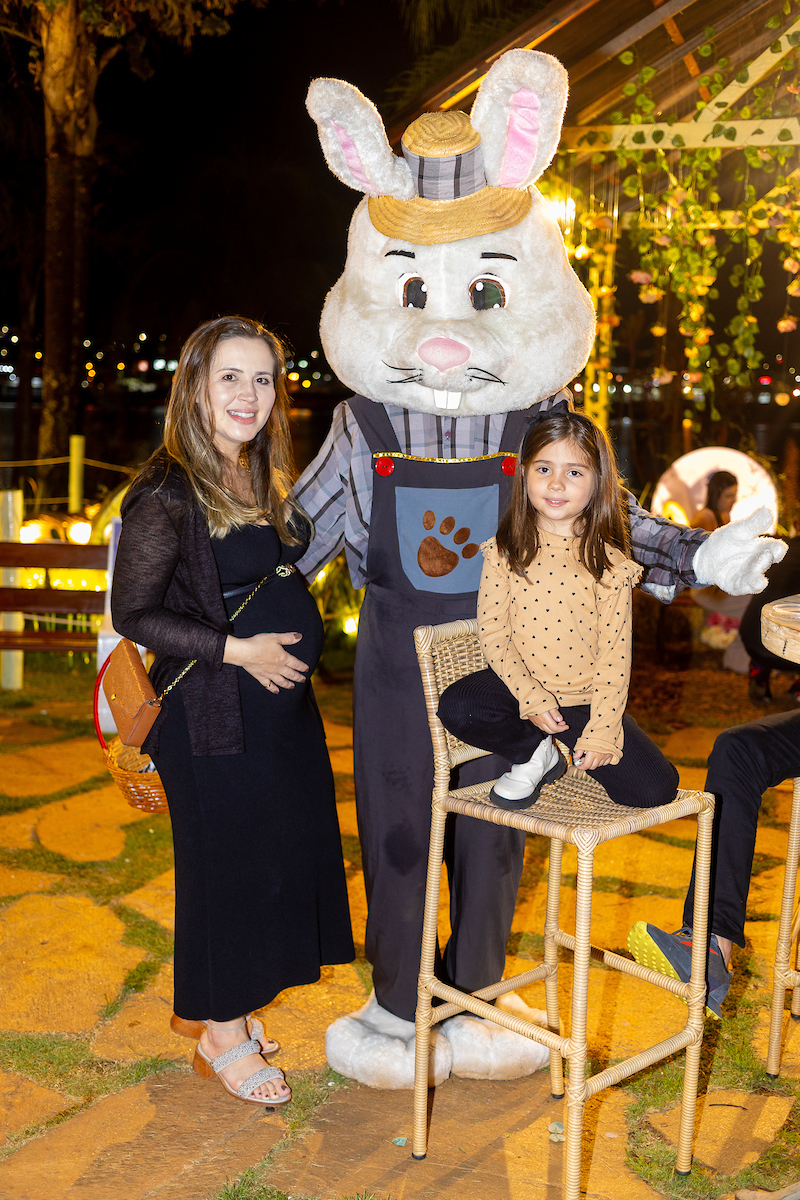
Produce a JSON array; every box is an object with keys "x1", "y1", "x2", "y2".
[
  {"x1": 573, "y1": 749, "x2": 613, "y2": 771},
  {"x1": 529, "y1": 709, "x2": 568, "y2": 735},
  {"x1": 224, "y1": 632, "x2": 309, "y2": 693}
]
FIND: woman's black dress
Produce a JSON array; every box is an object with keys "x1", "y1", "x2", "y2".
[{"x1": 151, "y1": 523, "x2": 354, "y2": 1021}]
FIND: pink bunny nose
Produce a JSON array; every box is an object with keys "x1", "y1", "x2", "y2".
[{"x1": 417, "y1": 337, "x2": 471, "y2": 370}]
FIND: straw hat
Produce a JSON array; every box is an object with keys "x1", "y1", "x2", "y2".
[{"x1": 368, "y1": 110, "x2": 531, "y2": 245}]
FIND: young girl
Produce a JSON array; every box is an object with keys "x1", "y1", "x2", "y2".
[{"x1": 438, "y1": 408, "x2": 678, "y2": 811}]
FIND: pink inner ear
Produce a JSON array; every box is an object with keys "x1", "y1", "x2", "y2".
[
  {"x1": 498, "y1": 88, "x2": 540, "y2": 188},
  {"x1": 330, "y1": 118, "x2": 378, "y2": 195}
]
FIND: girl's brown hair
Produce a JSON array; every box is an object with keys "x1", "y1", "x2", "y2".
[
  {"x1": 160, "y1": 315, "x2": 304, "y2": 542},
  {"x1": 496, "y1": 410, "x2": 630, "y2": 581}
]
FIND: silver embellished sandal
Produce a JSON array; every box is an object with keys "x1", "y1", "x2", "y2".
[
  {"x1": 193, "y1": 1033, "x2": 291, "y2": 1106},
  {"x1": 171, "y1": 1012, "x2": 280, "y2": 1057}
]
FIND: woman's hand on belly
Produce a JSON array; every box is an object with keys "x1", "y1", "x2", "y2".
[{"x1": 224, "y1": 631, "x2": 309, "y2": 693}]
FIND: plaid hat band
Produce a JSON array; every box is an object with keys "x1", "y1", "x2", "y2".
[{"x1": 401, "y1": 142, "x2": 487, "y2": 202}]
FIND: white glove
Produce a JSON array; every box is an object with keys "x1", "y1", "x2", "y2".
[{"x1": 693, "y1": 506, "x2": 787, "y2": 595}]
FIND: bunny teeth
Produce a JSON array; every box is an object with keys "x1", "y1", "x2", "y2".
[{"x1": 432, "y1": 389, "x2": 462, "y2": 410}]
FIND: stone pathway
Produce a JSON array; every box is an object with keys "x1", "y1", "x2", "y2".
[{"x1": 0, "y1": 716, "x2": 798, "y2": 1198}]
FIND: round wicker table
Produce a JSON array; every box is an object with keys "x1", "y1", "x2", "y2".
[{"x1": 762, "y1": 594, "x2": 800, "y2": 667}]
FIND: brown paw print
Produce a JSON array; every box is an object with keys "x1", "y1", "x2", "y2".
[{"x1": 418, "y1": 511, "x2": 480, "y2": 577}]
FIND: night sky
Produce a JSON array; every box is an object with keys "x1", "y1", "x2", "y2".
[{"x1": 6, "y1": 0, "x2": 415, "y2": 359}]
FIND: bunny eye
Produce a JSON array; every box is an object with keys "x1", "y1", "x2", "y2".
[
  {"x1": 400, "y1": 275, "x2": 427, "y2": 309},
  {"x1": 469, "y1": 277, "x2": 506, "y2": 310}
]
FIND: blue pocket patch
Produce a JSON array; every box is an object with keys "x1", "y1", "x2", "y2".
[{"x1": 396, "y1": 485, "x2": 499, "y2": 594}]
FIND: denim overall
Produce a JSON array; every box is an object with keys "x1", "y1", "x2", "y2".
[{"x1": 348, "y1": 396, "x2": 529, "y2": 1021}]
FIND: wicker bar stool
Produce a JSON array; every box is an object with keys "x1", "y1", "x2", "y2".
[
  {"x1": 761, "y1": 598, "x2": 800, "y2": 1077},
  {"x1": 766, "y1": 779, "x2": 800, "y2": 1077},
  {"x1": 412, "y1": 618, "x2": 715, "y2": 1199}
]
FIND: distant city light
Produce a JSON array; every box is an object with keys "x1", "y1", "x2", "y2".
[
  {"x1": 167, "y1": 360, "x2": 178, "y2": 370},
  {"x1": 1, "y1": 326, "x2": 7, "y2": 334},
  {"x1": 85, "y1": 362, "x2": 93, "y2": 371},
  {"x1": 153, "y1": 358, "x2": 166, "y2": 370},
  {"x1": 312, "y1": 372, "x2": 321, "y2": 379},
  {"x1": 310, "y1": 350, "x2": 319, "y2": 359},
  {"x1": 573, "y1": 382, "x2": 583, "y2": 392},
  {"x1": 288, "y1": 372, "x2": 300, "y2": 381},
  {"x1": 139, "y1": 332, "x2": 147, "y2": 341},
  {"x1": 302, "y1": 379, "x2": 311, "y2": 388},
  {"x1": 10, "y1": 335, "x2": 18, "y2": 344},
  {"x1": 34, "y1": 351, "x2": 42, "y2": 359},
  {"x1": 758, "y1": 376, "x2": 772, "y2": 384},
  {"x1": 776, "y1": 392, "x2": 791, "y2": 406},
  {"x1": 117, "y1": 362, "x2": 125, "y2": 371},
  {"x1": 344, "y1": 616, "x2": 359, "y2": 634},
  {"x1": 83, "y1": 339, "x2": 91, "y2": 348},
  {"x1": 96, "y1": 351, "x2": 103, "y2": 360},
  {"x1": 298, "y1": 359, "x2": 308, "y2": 368},
  {"x1": 623, "y1": 384, "x2": 632, "y2": 393},
  {"x1": 137, "y1": 360, "x2": 148, "y2": 372}
]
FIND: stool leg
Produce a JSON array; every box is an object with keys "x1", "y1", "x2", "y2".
[
  {"x1": 790, "y1": 920, "x2": 800, "y2": 1019},
  {"x1": 564, "y1": 839, "x2": 594, "y2": 1200},
  {"x1": 544, "y1": 836, "x2": 564, "y2": 1099},
  {"x1": 676, "y1": 797, "x2": 713, "y2": 1175},
  {"x1": 412, "y1": 802, "x2": 449, "y2": 1159},
  {"x1": 767, "y1": 779, "x2": 800, "y2": 1077}
]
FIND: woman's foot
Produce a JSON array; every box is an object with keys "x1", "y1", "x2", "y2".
[{"x1": 199, "y1": 1019, "x2": 290, "y2": 1104}]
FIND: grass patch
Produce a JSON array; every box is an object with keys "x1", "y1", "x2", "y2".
[
  {"x1": 561, "y1": 873, "x2": 685, "y2": 900},
  {"x1": 211, "y1": 1068, "x2": 356, "y2": 1200},
  {"x1": 0, "y1": 812, "x2": 174, "y2": 907},
  {"x1": 0, "y1": 1029, "x2": 180, "y2": 1107},
  {"x1": 0, "y1": 772, "x2": 110, "y2": 817},
  {"x1": 623, "y1": 949, "x2": 800, "y2": 1198}
]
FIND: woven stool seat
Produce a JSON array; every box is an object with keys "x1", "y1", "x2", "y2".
[{"x1": 412, "y1": 619, "x2": 715, "y2": 1199}]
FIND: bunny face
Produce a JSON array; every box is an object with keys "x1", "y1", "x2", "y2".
[
  {"x1": 320, "y1": 192, "x2": 595, "y2": 415},
  {"x1": 308, "y1": 49, "x2": 596, "y2": 416}
]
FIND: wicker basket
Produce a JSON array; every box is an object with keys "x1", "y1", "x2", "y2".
[{"x1": 95, "y1": 653, "x2": 169, "y2": 815}]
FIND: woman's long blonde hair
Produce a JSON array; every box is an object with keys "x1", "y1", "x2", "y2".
[{"x1": 161, "y1": 315, "x2": 304, "y2": 542}]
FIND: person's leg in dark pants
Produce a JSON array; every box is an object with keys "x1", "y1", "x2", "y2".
[
  {"x1": 439, "y1": 668, "x2": 678, "y2": 809},
  {"x1": 630, "y1": 709, "x2": 800, "y2": 1018}
]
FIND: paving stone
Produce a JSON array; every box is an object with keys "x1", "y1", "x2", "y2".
[
  {"x1": 35, "y1": 784, "x2": 150, "y2": 862},
  {"x1": 753, "y1": 1009, "x2": 800, "y2": 1079},
  {"x1": 0, "y1": 894, "x2": 144, "y2": 1032},
  {"x1": 662, "y1": 727, "x2": 719, "y2": 761},
  {"x1": 677, "y1": 765, "x2": 708, "y2": 792},
  {"x1": 0, "y1": 863, "x2": 63, "y2": 897},
  {"x1": 266, "y1": 1074, "x2": 659, "y2": 1199},
  {"x1": 93, "y1": 963, "x2": 190, "y2": 1063},
  {"x1": 649, "y1": 1088, "x2": 795, "y2": 1172},
  {"x1": 592, "y1": 832, "x2": 694, "y2": 891},
  {"x1": 0, "y1": 1073, "x2": 286, "y2": 1200},
  {"x1": 325, "y1": 719, "x2": 354, "y2": 775},
  {"x1": 0, "y1": 738, "x2": 105, "y2": 797},
  {"x1": 0, "y1": 1069, "x2": 73, "y2": 1146},
  {"x1": 0, "y1": 810, "x2": 36, "y2": 849},
  {"x1": 254, "y1": 962, "x2": 369, "y2": 1072},
  {"x1": 122, "y1": 868, "x2": 176, "y2": 931},
  {"x1": 336, "y1": 797, "x2": 358, "y2": 838}
]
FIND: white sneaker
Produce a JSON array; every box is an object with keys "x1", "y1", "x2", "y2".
[{"x1": 489, "y1": 736, "x2": 566, "y2": 810}]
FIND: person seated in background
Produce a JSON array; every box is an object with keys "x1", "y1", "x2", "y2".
[
  {"x1": 740, "y1": 515, "x2": 800, "y2": 703},
  {"x1": 628, "y1": 708, "x2": 800, "y2": 1019},
  {"x1": 690, "y1": 471, "x2": 748, "y2": 673},
  {"x1": 691, "y1": 470, "x2": 738, "y2": 532}
]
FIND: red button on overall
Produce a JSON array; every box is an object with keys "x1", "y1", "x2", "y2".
[
  {"x1": 375, "y1": 456, "x2": 395, "y2": 476},
  {"x1": 502, "y1": 456, "x2": 517, "y2": 476}
]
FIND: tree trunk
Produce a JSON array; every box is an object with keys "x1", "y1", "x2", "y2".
[{"x1": 35, "y1": 0, "x2": 100, "y2": 487}]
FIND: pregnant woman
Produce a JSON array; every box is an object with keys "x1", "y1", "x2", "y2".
[{"x1": 112, "y1": 315, "x2": 354, "y2": 1107}]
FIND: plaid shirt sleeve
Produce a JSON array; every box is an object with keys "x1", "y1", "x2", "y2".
[
  {"x1": 626, "y1": 491, "x2": 708, "y2": 600},
  {"x1": 293, "y1": 401, "x2": 373, "y2": 588}
]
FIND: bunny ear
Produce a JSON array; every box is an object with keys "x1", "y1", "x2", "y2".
[
  {"x1": 306, "y1": 78, "x2": 415, "y2": 200},
  {"x1": 470, "y1": 50, "x2": 568, "y2": 189}
]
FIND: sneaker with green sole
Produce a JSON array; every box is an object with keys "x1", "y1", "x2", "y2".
[{"x1": 627, "y1": 921, "x2": 732, "y2": 1020}]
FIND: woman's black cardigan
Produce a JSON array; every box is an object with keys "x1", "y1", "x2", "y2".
[{"x1": 111, "y1": 454, "x2": 245, "y2": 757}]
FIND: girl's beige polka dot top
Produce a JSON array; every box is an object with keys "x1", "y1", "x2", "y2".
[{"x1": 478, "y1": 531, "x2": 643, "y2": 763}]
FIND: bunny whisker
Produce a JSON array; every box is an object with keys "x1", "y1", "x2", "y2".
[{"x1": 467, "y1": 368, "x2": 505, "y2": 384}]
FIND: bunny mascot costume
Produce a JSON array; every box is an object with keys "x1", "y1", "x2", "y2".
[{"x1": 294, "y1": 50, "x2": 785, "y2": 1089}]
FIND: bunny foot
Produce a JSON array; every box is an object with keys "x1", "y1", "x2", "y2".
[
  {"x1": 441, "y1": 992, "x2": 551, "y2": 1080},
  {"x1": 325, "y1": 992, "x2": 452, "y2": 1089}
]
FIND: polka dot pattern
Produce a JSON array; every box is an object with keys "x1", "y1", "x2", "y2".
[{"x1": 477, "y1": 533, "x2": 643, "y2": 763}]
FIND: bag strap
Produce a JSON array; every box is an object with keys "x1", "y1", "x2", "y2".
[{"x1": 157, "y1": 565, "x2": 295, "y2": 701}]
